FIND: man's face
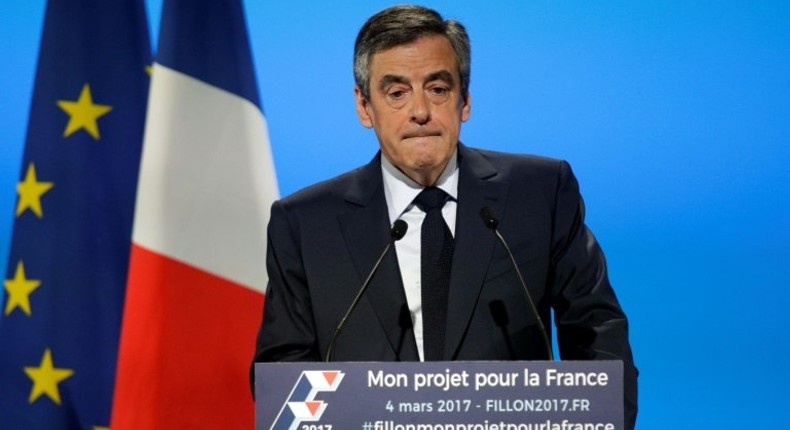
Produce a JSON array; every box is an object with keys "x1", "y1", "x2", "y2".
[{"x1": 355, "y1": 35, "x2": 471, "y2": 186}]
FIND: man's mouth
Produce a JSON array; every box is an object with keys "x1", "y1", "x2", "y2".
[{"x1": 402, "y1": 130, "x2": 441, "y2": 139}]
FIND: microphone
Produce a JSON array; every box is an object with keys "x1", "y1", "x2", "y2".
[
  {"x1": 325, "y1": 219, "x2": 408, "y2": 362},
  {"x1": 480, "y1": 207, "x2": 554, "y2": 361}
]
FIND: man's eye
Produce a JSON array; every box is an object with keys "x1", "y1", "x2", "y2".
[
  {"x1": 428, "y1": 86, "x2": 449, "y2": 97},
  {"x1": 388, "y1": 90, "x2": 407, "y2": 99}
]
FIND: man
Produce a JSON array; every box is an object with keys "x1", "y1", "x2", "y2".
[{"x1": 253, "y1": 5, "x2": 637, "y2": 428}]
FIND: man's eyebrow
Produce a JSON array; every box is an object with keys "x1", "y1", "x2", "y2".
[
  {"x1": 426, "y1": 70, "x2": 455, "y2": 86},
  {"x1": 377, "y1": 70, "x2": 455, "y2": 92},
  {"x1": 378, "y1": 74, "x2": 409, "y2": 92}
]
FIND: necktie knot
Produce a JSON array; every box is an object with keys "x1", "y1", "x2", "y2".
[{"x1": 415, "y1": 187, "x2": 449, "y2": 212}]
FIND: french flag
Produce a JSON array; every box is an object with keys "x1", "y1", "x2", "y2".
[{"x1": 111, "y1": 0, "x2": 278, "y2": 428}]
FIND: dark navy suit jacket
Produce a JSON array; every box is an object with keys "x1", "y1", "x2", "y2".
[{"x1": 253, "y1": 144, "x2": 637, "y2": 428}]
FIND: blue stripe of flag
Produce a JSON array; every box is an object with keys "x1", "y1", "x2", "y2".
[{"x1": 157, "y1": 0, "x2": 261, "y2": 108}]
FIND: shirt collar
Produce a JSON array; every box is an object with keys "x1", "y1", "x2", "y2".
[{"x1": 381, "y1": 148, "x2": 459, "y2": 223}]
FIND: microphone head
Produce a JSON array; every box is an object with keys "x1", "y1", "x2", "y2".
[
  {"x1": 391, "y1": 219, "x2": 408, "y2": 241},
  {"x1": 480, "y1": 206, "x2": 499, "y2": 230}
]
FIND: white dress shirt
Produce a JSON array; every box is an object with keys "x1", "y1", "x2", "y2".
[{"x1": 381, "y1": 150, "x2": 459, "y2": 361}]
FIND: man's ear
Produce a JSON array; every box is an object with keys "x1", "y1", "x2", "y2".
[
  {"x1": 354, "y1": 86, "x2": 374, "y2": 128},
  {"x1": 461, "y1": 92, "x2": 471, "y2": 122}
]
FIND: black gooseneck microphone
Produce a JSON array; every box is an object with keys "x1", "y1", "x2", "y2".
[
  {"x1": 325, "y1": 219, "x2": 408, "y2": 362},
  {"x1": 480, "y1": 207, "x2": 554, "y2": 361}
]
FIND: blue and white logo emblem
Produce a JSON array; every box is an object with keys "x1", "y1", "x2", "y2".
[{"x1": 269, "y1": 370, "x2": 345, "y2": 430}]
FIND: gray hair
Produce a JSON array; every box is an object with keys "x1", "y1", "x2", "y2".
[{"x1": 353, "y1": 5, "x2": 471, "y2": 101}]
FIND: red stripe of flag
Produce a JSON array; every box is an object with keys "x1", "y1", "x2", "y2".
[{"x1": 112, "y1": 244, "x2": 263, "y2": 428}]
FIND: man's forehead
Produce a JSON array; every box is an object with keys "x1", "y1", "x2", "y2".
[{"x1": 369, "y1": 36, "x2": 459, "y2": 80}]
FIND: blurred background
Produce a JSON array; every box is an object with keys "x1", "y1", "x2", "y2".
[{"x1": 1, "y1": 1, "x2": 788, "y2": 428}]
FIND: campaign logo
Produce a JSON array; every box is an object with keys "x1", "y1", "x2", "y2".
[{"x1": 269, "y1": 370, "x2": 345, "y2": 430}]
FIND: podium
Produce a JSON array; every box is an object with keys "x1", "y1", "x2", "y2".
[{"x1": 255, "y1": 361, "x2": 623, "y2": 430}]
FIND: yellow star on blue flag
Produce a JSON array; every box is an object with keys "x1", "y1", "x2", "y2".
[
  {"x1": 3, "y1": 261, "x2": 42, "y2": 316},
  {"x1": 23, "y1": 348, "x2": 75, "y2": 405},
  {"x1": 15, "y1": 163, "x2": 54, "y2": 218},
  {"x1": 57, "y1": 83, "x2": 113, "y2": 140}
]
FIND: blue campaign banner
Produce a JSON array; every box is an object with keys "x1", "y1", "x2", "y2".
[{"x1": 256, "y1": 361, "x2": 623, "y2": 430}]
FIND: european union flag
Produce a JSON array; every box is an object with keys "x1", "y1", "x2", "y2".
[{"x1": 0, "y1": 0, "x2": 151, "y2": 428}]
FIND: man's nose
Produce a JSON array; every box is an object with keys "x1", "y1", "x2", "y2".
[{"x1": 409, "y1": 92, "x2": 430, "y2": 124}]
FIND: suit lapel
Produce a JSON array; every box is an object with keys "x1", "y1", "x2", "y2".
[
  {"x1": 444, "y1": 145, "x2": 509, "y2": 359},
  {"x1": 337, "y1": 154, "x2": 419, "y2": 360}
]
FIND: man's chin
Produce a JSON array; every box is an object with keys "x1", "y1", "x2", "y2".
[{"x1": 402, "y1": 157, "x2": 452, "y2": 185}]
